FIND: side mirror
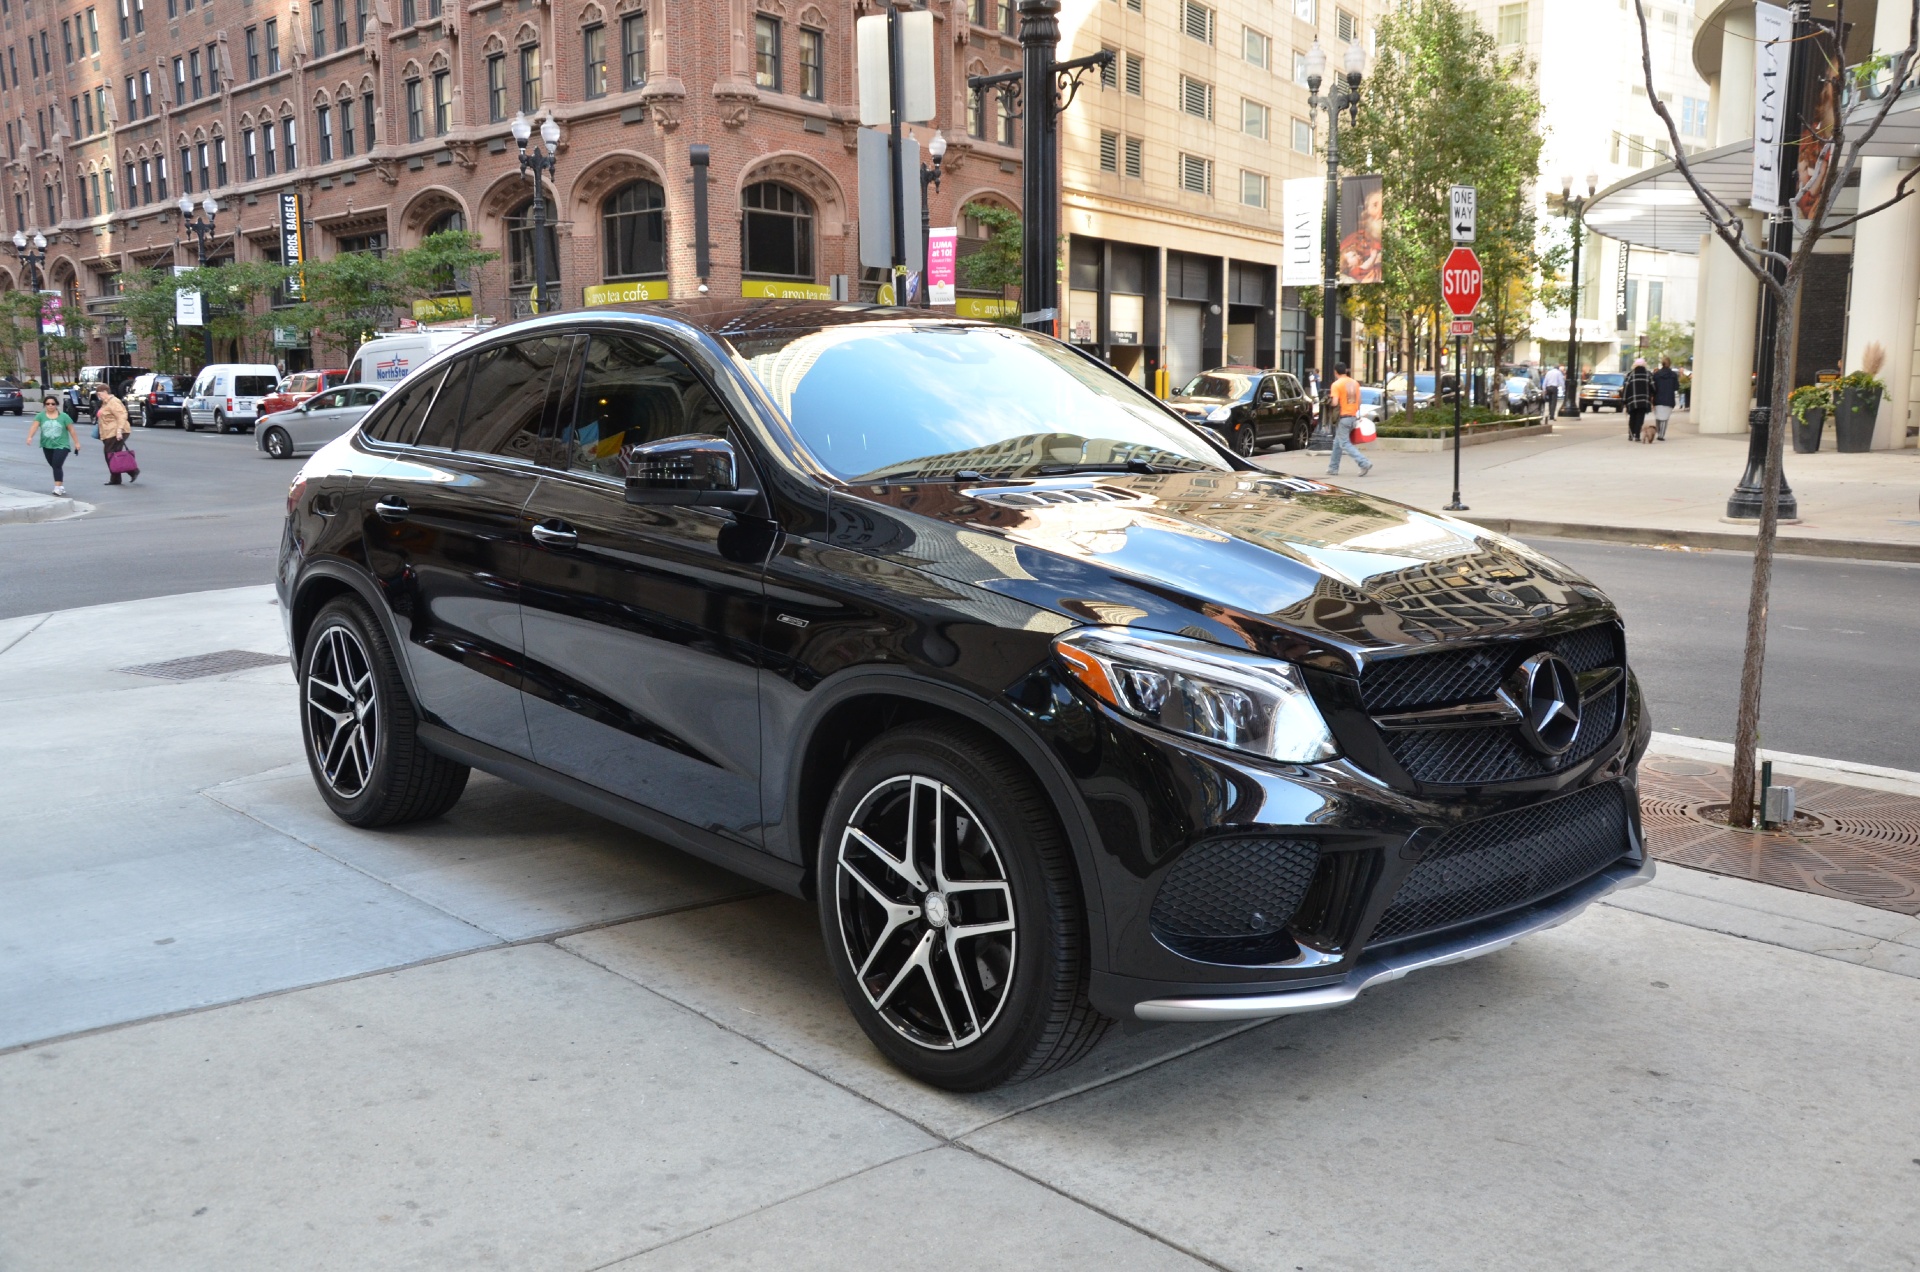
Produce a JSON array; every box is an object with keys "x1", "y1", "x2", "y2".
[{"x1": 624, "y1": 435, "x2": 760, "y2": 512}]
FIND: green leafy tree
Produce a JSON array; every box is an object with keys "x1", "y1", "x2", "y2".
[
  {"x1": 0, "y1": 290, "x2": 45, "y2": 384},
  {"x1": 1639, "y1": 317, "x2": 1693, "y2": 367},
  {"x1": 114, "y1": 267, "x2": 196, "y2": 375},
  {"x1": 171, "y1": 259, "x2": 296, "y2": 363},
  {"x1": 957, "y1": 202, "x2": 1022, "y2": 299},
  {"x1": 283, "y1": 230, "x2": 498, "y2": 361}
]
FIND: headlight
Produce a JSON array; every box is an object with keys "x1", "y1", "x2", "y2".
[
  {"x1": 1053, "y1": 627, "x2": 1338, "y2": 763},
  {"x1": 1206, "y1": 405, "x2": 1235, "y2": 423}
]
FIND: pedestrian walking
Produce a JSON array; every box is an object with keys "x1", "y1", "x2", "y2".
[
  {"x1": 27, "y1": 394, "x2": 80, "y2": 496},
  {"x1": 1651, "y1": 356, "x2": 1681, "y2": 441},
  {"x1": 1624, "y1": 357, "x2": 1655, "y2": 442},
  {"x1": 1542, "y1": 364, "x2": 1564, "y2": 418},
  {"x1": 1325, "y1": 362, "x2": 1372, "y2": 478},
  {"x1": 92, "y1": 384, "x2": 138, "y2": 485}
]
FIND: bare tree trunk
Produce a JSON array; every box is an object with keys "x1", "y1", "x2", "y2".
[{"x1": 1727, "y1": 274, "x2": 1801, "y2": 824}]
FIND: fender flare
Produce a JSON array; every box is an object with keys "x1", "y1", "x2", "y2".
[
  {"x1": 779, "y1": 665, "x2": 1112, "y2": 963},
  {"x1": 289, "y1": 558, "x2": 424, "y2": 708}
]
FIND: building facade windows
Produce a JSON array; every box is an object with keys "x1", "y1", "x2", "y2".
[
  {"x1": 506, "y1": 200, "x2": 560, "y2": 292},
  {"x1": 621, "y1": 13, "x2": 646, "y2": 89},
  {"x1": 317, "y1": 104, "x2": 333, "y2": 161},
  {"x1": 519, "y1": 43, "x2": 540, "y2": 111},
  {"x1": 1242, "y1": 98, "x2": 1268, "y2": 139},
  {"x1": 1179, "y1": 153, "x2": 1212, "y2": 195},
  {"x1": 753, "y1": 15, "x2": 780, "y2": 91},
  {"x1": 432, "y1": 70, "x2": 450, "y2": 133},
  {"x1": 266, "y1": 20, "x2": 280, "y2": 74},
  {"x1": 243, "y1": 127, "x2": 257, "y2": 179},
  {"x1": 1124, "y1": 135, "x2": 1142, "y2": 179},
  {"x1": 1180, "y1": 76, "x2": 1212, "y2": 120},
  {"x1": 1244, "y1": 27, "x2": 1269, "y2": 68},
  {"x1": 487, "y1": 53, "x2": 508, "y2": 120},
  {"x1": 1292, "y1": 117, "x2": 1313, "y2": 153},
  {"x1": 1181, "y1": 0, "x2": 1213, "y2": 44},
  {"x1": 262, "y1": 119, "x2": 277, "y2": 175},
  {"x1": 583, "y1": 23, "x2": 607, "y2": 98},
  {"x1": 1124, "y1": 52, "x2": 1143, "y2": 96},
  {"x1": 282, "y1": 116, "x2": 297, "y2": 169},
  {"x1": 798, "y1": 27, "x2": 822, "y2": 101},
  {"x1": 245, "y1": 26, "x2": 259, "y2": 79},
  {"x1": 406, "y1": 75, "x2": 424, "y2": 141},
  {"x1": 342, "y1": 99, "x2": 357, "y2": 154},
  {"x1": 1240, "y1": 169, "x2": 1267, "y2": 208},
  {"x1": 742, "y1": 180, "x2": 812, "y2": 279},
  {"x1": 602, "y1": 180, "x2": 666, "y2": 279},
  {"x1": 312, "y1": 0, "x2": 327, "y2": 57}
]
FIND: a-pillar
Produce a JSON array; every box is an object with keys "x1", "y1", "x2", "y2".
[
  {"x1": 1841, "y1": 0, "x2": 1920, "y2": 449},
  {"x1": 1691, "y1": 2, "x2": 1760, "y2": 434}
]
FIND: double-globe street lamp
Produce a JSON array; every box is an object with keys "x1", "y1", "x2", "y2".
[
  {"x1": 179, "y1": 195, "x2": 221, "y2": 367},
  {"x1": 1303, "y1": 37, "x2": 1365, "y2": 447},
  {"x1": 511, "y1": 111, "x2": 563, "y2": 316},
  {"x1": 918, "y1": 130, "x2": 947, "y2": 308},
  {"x1": 9, "y1": 230, "x2": 50, "y2": 391},
  {"x1": 1557, "y1": 172, "x2": 1598, "y2": 418}
]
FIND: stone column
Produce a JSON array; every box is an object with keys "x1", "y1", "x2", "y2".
[{"x1": 1691, "y1": 4, "x2": 1760, "y2": 434}]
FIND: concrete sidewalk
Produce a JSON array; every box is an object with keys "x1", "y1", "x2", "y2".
[
  {"x1": 1260, "y1": 408, "x2": 1920, "y2": 560},
  {"x1": 4, "y1": 587, "x2": 1918, "y2": 1270},
  {"x1": 0, "y1": 482, "x2": 90, "y2": 526}
]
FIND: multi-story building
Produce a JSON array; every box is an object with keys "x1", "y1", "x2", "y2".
[
  {"x1": 1059, "y1": 0, "x2": 1391, "y2": 390},
  {"x1": 0, "y1": 0, "x2": 1024, "y2": 368}
]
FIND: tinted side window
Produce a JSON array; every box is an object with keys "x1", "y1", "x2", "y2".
[
  {"x1": 366, "y1": 366, "x2": 444, "y2": 444},
  {"x1": 414, "y1": 357, "x2": 473, "y2": 450},
  {"x1": 458, "y1": 336, "x2": 566, "y2": 460},
  {"x1": 348, "y1": 387, "x2": 384, "y2": 408},
  {"x1": 309, "y1": 389, "x2": 349, "y2": 411},
  {"x1": 565, "y1": 334, "x2": 733, "y2": 478}
]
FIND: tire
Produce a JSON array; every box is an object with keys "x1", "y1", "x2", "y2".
[
  {"x1": 300, "y1": 596, "x2": 470, "y2": 828},
  {"x1": 214, "y1": 410, "x2": 228, "y2": 433},
  {"x1": 1231, "y1": 421, "x2": 1256, "y2": 458},
  {"x1": 263, "y1": 427, "x2": 294, "y2": 459},
  {"x1": 817, "y1": 722, "x2": 1108, "y2": 1090}
]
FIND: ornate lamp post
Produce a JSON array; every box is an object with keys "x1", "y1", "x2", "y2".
[
  {"x1": 1558, "y1": 172, "x2": 1598, "y2": 418},
  {"x1": 179, "y1": 195, "x2": 221, "y2": 367},
  {"x1": 10, "y1": 230, "x2": 51, "y2": 392},
  {"x1": 1304, "y1": 37, "x2": 1365, "y2": 447},
  {"x1": 919, "y1": 130, "x2": 947, "y2": 309},
  {"x1": 511, "y1": 110, "x2": 562, "y2": 315}
]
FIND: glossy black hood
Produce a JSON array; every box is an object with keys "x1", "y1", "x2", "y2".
[{"x1": 824, "y1": 471, "x2": 1614, "y2": 674}]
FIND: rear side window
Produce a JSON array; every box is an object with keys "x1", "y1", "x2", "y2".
[
  {"x1": 365, "y1": 366, "x2": 445, "y2": 444},
  {"x1": 413, "y1": 356, "x2": 472, "y2": 450},
  {"x1": 458, "y1": 336, "x2": 566, "y2": 461},
  {"x1": 565, "y1": 333, "x2": 732, "y2": 479},
  {"x1": 236, "y1": 375, "x2": 278, "y2": 396},
  {"x1": 348, "y1": 387, "x2": 384, "y2": 408}
]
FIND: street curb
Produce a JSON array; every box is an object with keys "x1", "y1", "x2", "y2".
[
  {"x1": 1474, "y1": 516, "x2": 1920, "y2": 564},
  {"x1": 1645, "y1": 732, "x2": 1920, "y2": 799},
  {"x1": 0, "y1": 490, "x2": 93, "y2": 526}
]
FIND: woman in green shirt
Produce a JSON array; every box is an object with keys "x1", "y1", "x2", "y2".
[{"x1": 27, "y1": 394, "x2": 81, "y2": 496}]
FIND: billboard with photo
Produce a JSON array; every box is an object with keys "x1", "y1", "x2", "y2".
[{"x1": 1337, "y1": 174, "x2": 1384, "y2": 285}]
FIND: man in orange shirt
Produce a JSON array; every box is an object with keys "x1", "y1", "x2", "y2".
[{"x1": 1326, "y1": 362, "x2": 1372, "y2": 478}]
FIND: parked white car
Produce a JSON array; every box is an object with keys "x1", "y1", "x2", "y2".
[
  {"x1": 255, "y1": 383, "x2": 390, "y2": 459},
  {"x1": 185, "y1": 363, "x2": 284, "y2": 432}
]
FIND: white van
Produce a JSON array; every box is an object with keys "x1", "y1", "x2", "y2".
[
  {"x1": 346, "y1": 326, "x2": 488, "y2": 387},
  {"x1": 184, "y1": 363, "x2": 283, "y2": 432}
]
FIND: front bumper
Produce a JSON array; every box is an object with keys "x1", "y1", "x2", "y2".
[{"x1": 1135, "y1": 856, "x2": 1653, "y2": 1020}]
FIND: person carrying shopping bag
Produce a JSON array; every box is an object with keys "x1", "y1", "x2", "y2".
[
  {"x1": 93, "y1": 384, "x2": 138, "y2": 485},
  {"x1": 27, "y1": 394, "x2": 80, "y2": 496},
  {"x1": 1325, "y1": 362, "x2": 1372, "y2": 478}
]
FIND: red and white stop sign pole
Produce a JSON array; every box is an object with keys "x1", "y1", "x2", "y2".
[{"x1": 1440, "y1": 246, "x2": 1481, "y2": 512}]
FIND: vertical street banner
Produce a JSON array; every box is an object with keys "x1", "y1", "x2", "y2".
[
  {"x1": 1281, "y1": 177, "x2": 1322, "y2": 287},
  {"x1": 1337, "y1": 174, "x2": 1384, "y2": 285},
  {"x1": 173, "y1": 264, "x2": 203, "y2": 326},
  {"x1": 1750, "y1": 1, "x2": 1791, "y2": 215},
  {"x1": 39, "y1": 289, "x2": 63, "y2": 337},
  {"x1": 1614, "y1": 243, "x2": 1631, "y2": 332},
  {"x1": 280, "y1": 191, "x2": 306, "y2": 299},
  {"x1": 1793, "y1": 20, "x2": 1842, "y2": 225},
  {"x1": 927, "y1": 227, "x2": 957, "y2": 305}
]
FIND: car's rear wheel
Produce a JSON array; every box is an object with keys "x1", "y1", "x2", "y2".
[
  {"x1": 301, "y1": 596, "x2": 469, "y2": 828},
  {"x1": 263, "y1": 427, "x2": 294, "y2": 459},
  {"x1": 818, "y1": 723, "x2": 1107, "y2": 1091}
]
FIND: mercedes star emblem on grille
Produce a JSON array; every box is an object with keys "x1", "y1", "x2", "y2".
[
  {"x1": 1511, "y1": 652, "x2": 1583, "y2": 755},
  {"x1": 1485, "y1": 588, "x2": 1524, "y2": 608}
]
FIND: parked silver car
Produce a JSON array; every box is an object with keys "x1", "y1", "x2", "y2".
[{"x1": 256, "y1": 384, "x2": 390, "y2": 459}]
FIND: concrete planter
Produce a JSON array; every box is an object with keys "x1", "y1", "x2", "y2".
[
  {"x1": 1833, "y1": 387, "x2": 1880, "y2": 453},
  {"x1": 1792, "y1": 406, "x2": 1826, "y2": 454},
  {"x1": 1370, "y1": 420, "x2": 1554, "y2": 452}
]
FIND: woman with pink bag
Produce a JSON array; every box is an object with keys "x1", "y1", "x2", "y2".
[{"x1": 92, "y1": 384, "x2": 139, "y2": 486}]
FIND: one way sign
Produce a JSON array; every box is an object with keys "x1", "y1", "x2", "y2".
[{"x1": 1450, "y1": 185, "x2": 1476, "y2": 244}]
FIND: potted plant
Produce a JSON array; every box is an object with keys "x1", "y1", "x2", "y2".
[
  {"x1": 1789, "y1": 383, "x2": 1830, "y2": 453},
  {"x1": 1832, "y1": 342, "x2": 1887, "y2": 453}
]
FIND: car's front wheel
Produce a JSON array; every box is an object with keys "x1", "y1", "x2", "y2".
[
  {"x1": 301, "y1": 596, "x2": 470, "y2": 828},
  {"x1": 818, "y1": 723, "x2": 1107, "y2": 1091},
  {"x1": 1230, "y1": 420, "x2": 1257, "y2": 457},
  {"x1": 262, "y1": 427, "x2": 294, "y2": 459},
  {"x1": 214, "y1": 410, "x2": 229, "y2": 433}
]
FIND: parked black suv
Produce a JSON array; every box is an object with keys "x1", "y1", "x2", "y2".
[
  {"x1": 1168, "y1": 367, "x2": 1315, "y2": 455},
  {"x1": 279, "y1": 301, "x2": 1652, "y2": 1090}
]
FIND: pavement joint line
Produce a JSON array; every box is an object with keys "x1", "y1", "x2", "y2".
[
  {"x1": 0, "y1": 611, "x2": 49, "y2": 660},
  {"x1": 1600, "y1": 893, "x2": 1920, "y2": 981},
  {"x1": 0, "y1": 889, "x2": 771, "y2": 1059}
]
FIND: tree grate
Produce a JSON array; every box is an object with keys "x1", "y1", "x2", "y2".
[{"x1": 117, "y1": 650, "x2": 288, "y2": 681}]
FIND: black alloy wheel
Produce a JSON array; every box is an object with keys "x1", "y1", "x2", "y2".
[
  {"x1": 818, "y1": 723, "x2": 1108, "y2": 1090},
  {"x1": 300, "y1": 596, "x2": 470, "y2": 827},
  {"x1": 1231, "y1": 420, "x2": 1257, "y2": 458},
  {"x1": 263, "y1": 427, "x2": 294, "y2": 459}
]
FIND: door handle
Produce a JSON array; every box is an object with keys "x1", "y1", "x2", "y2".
[
  {"x1": 530, "y1": 521, "x2": 578, "y2": 548},
  {"x1": 373, "y1": 497, "x2": 410, "y2": 522}
]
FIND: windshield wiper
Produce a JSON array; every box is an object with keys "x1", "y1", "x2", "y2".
[{"x1": 1035, "y1": 459, "x2": 1184, "y2": 476}]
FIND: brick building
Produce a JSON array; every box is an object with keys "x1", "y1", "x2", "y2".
[{"x1": 0, "y1": 0, "x2": 1024, "y2": 368}]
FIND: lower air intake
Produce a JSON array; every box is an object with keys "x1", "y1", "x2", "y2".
[{"x1": 1150, "y1": 837, "x2": 1320, "y2": 964}]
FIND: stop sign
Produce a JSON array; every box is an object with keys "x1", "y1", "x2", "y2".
[{"x1": 1441, "y1": 246, "x2": 1482, "y2": 317}]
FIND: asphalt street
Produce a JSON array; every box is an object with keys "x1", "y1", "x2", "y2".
[
  {"x1": 3, "y1": 432, "x2": 1915, "y2": 770},
  {"x1": 0, "y1": 420, "x2": 292, "y2": 618}
]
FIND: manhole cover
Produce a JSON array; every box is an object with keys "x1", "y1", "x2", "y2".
[
  {"x1": 1641, "y1": 757, "x2": 1719, "y2": 777},
  {"x1": 1815, "y1": 871, "x2": 1918, "y2": 901},
  {"x1": 118, "y1": 650, "x2": 287, "y2": 680}
]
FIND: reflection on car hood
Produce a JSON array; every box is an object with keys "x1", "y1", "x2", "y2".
[
  {"x1": 1169, "y1": 396, "x2": 1232, "y2": 410},
  {"x1": 826, "y1": 472, "x2": 1614, "y2": 671}
]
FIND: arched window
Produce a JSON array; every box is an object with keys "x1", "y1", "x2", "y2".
[
  {"x1": 741, "y1": 181, "x2": 812, "y2": 280},
  {"x1": 427, "y1": 208, "x2": 466, "y2": 235},
  {"x1": 602, "y1": 179, "x2": 664, "y2": 280},
  {"x1": 506, "y1": 199, "x2": 559, "y2": 293}
]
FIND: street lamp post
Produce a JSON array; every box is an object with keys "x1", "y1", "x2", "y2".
[
  {"x1": 511, "y1": 111, "x2": 562, "y2": 316},
  {"x1": 1304, "y1": 38, "x2": 1365, "y2": 448},
  {"x1": 9, "y1": 230, "x2": 50, "y2": 392},
  {"x1": 179, "y1": 195, "x2": 220, "y2": 368},
  {"x1": 968, "y1": 1, "x2": 1111, "y2": 334},
  {"x1": 1558, "y1": 173, "x2": 1598, "y2": 418},
  {"x1": 919, "y1": 131, "x2": 947, "y2": 309}
]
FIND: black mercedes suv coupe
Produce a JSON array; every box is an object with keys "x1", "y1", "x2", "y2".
[{"x1": 278, "y1": 300, "x2": 1653, "y2": 1090}]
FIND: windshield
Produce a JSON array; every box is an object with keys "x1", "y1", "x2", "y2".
[
  {"x1": 1359, "y1": 387, "x2": 1382, "y2": 403},
  {"x1": 737, "y1": 324, "x2": 1229, "y2": 483},
  {"x1": 1591, "y1": 373, "x2": 1626, "y2": 386},
  {"x1": 1174, "y1": 373, "x2": 1255, "y2": 401},
  {"x1": 1413, "y1": 374, "x2": 1436, "y2": 392}
]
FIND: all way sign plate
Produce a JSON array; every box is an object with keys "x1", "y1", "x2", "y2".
[{"x1": 1449, "y1": 319, "x2": 1475, "y2": 336}]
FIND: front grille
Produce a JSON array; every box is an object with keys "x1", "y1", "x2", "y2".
[
  {"x1": 1368, "y1": 781, "x2": 1632, "y2": 945},
  {"x1": 1150, "y1": 837, "x2": 1320, "y2": 964},
  {"x1": 1362, "y1": 623, "x2": 1625, "y2": 785}
]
